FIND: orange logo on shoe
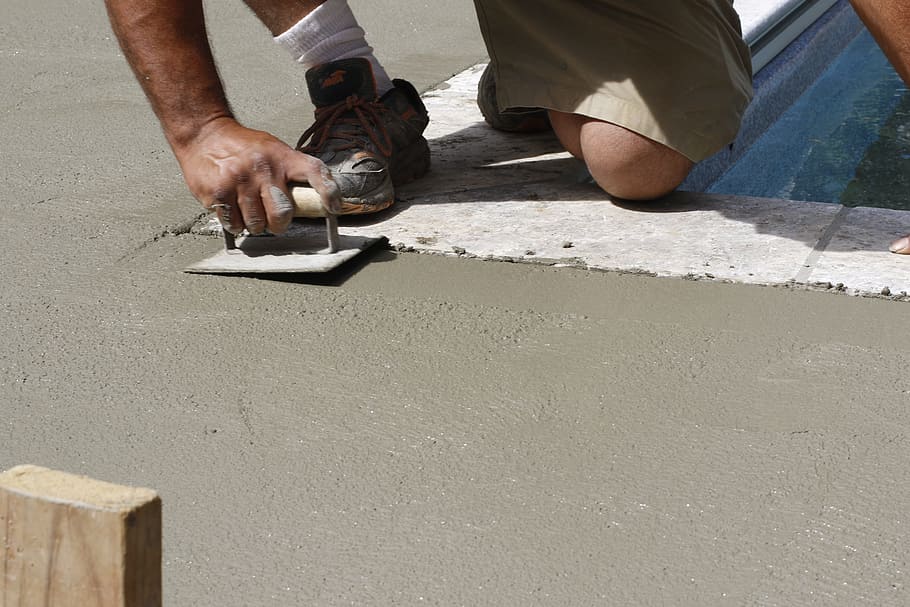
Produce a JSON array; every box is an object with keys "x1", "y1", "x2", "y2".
[{"x1": 322, "y1": 70, "x2": 347, "y2": 88}]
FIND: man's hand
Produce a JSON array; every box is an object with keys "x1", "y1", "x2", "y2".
[
  {"x1": 177, "y1": 117, "x2": 341, "y2": 235},
  {"x1": 104, "y1": 0, "x2": 341, "y2": 233}
]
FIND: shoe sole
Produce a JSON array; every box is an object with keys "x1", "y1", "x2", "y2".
[{"x1": 293, "y1": 136, "x2": 431, "y2": 218}]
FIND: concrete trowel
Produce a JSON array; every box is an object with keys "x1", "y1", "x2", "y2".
[{"x1": 184, "y1": 186, "x2": 387, "y2": 275}]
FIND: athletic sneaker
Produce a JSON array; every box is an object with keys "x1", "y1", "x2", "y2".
[
  {"x1": 296, "y1": 57, "x2": 430, "y2": 216},
  {"x1": 476, "y1": 63, "x2": 551, "y2": 133}
]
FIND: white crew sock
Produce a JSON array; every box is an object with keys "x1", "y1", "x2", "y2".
[{"x1": 275, "y1": 0, "x2": 394, "y2": 97}]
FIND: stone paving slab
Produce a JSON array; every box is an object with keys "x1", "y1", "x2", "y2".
[
  {"x1": 352, "y1": 189, "x2": 842, "y2": 286},
  {"x1": 808, "y1": 206, "x2": 910, "y2": 295},
  {"x1": 198, "y1": 63, "x2": 910, "y2": 299}
]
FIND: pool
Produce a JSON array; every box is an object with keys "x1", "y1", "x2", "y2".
[{"x1": 708, "y1": 28, "x2": 910, "y2": 211}]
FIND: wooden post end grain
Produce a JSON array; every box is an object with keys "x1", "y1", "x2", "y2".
[{"x1": 0, "y1": 465, "x2": 162, "y2": 607}]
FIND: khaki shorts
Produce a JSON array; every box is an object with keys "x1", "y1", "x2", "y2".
[{"x1": 472, "y1": 0, "x2": 754, "y2": 162}]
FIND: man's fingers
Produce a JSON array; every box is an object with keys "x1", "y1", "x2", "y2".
[
  {"x1": 890, "y1": 234, "x2": 910, "y2": 254},
  {"x1": 263, "y1": 185, "x2": 295, "y2": 234},
  {"x1": 212, "y1": 203, "x2": 238, "y2": 234},
  {"x1": 210, "y1": 188, "x2": 242, "y2": 235},
  {"x1": 235, "y1": 178, "x2": 267, "y2": 235},
  {"x1": 194, "y1": 136, "x2": 337, "y2": 232},
  {"x1": 286, "y1": 151, "x2": 342, "y2": 215}
]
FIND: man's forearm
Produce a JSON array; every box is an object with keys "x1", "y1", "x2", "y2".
[
  {"x1": 851, "y1": 0, "x2": 910, "y2": 85},
  {"x1": 104, "y1": 0, "x2": 234, "y2": 152}
]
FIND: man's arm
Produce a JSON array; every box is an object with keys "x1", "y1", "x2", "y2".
[
  {"x1": 850, "y1": 0, "x2": 910, "y2": 253},
  {"x1": 104, "y1": 0, "x2": 339, "y2": 234},
  {"x1": 850, "y1": 1, "x2": 910, "y2": 84}
]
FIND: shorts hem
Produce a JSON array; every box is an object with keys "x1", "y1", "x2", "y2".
[{"x1": 496, "y1": 78, "x2": 745, "y2": 163}]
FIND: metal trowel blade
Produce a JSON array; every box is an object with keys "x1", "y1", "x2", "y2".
[{"x1": 185, "y1": 230, "x2": 387, "y2": 274}]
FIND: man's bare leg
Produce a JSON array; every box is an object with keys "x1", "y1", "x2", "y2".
[
  {"x1": 850, "y1": 1, "x2": 910, "y2": 84},
  {"x1": 549, "y1": 111, "x2": 694, "y2": 200},
  {"x1": 850, "y1": 0, "x2": 910, "y2": 253},
  {"x1": 244, "y1": 0, "x2": 325, "y2": 35}
]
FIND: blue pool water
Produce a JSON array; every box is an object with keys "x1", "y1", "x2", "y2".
[{"x1": 709, "y1": 29, "x2": 910, "y2": 210}]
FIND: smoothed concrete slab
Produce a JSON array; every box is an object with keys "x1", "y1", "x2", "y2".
[{"x1": 12, "y1": 2, "x2": 910, "y2": 606}]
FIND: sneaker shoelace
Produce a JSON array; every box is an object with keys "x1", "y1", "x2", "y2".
[{"x1": 297, "y1": 95, "x2": 393, "y2": 157}]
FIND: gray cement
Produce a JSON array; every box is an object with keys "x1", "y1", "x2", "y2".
[{"x1": 3, "y1": 1, "x2": 910, "y2": 605}]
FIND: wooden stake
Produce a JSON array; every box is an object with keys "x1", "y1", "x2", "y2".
[{"x1": 0, "y1": 465, "x2": 162, "y2": 607}]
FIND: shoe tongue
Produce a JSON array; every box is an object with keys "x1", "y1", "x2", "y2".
[{"x1": 306, "y1": 58, "x2": 377, "y2": 107}]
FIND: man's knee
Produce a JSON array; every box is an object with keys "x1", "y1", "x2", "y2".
[
  {"x1": 585, "y1": 137, "x2": 693, "y2": 200},
  {"x1": 549, "y1": 111, "x2": 694, "y2": 201}
]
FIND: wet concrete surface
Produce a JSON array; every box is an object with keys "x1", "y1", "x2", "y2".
[{"x1": 3, "y1": 1, "x2": 910, "y2": 605}]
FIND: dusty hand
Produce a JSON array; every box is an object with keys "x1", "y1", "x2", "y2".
[
  {"x1": 891, "y1": 234, "x2": 910, "y2": 255},
  {"x1": 176, "y1": 117, "x2": 341, "y2": 234}
]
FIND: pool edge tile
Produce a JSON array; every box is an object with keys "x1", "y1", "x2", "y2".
[{"x1": 810, "y1": 206, "x2": 910, "y2": 295}]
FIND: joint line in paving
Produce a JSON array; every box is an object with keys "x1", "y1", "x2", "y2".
[{"x1": 795, "y1": 205, "x2": 851, "y2": 283}]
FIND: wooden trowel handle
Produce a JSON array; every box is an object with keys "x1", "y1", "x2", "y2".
[{"x1": 291, "y1": 185, "x2": 328, "y2": 218}]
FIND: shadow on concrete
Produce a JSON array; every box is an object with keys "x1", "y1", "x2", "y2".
[{"x1": 227, "y1": 246, "x2": 399, "y2": 286}]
